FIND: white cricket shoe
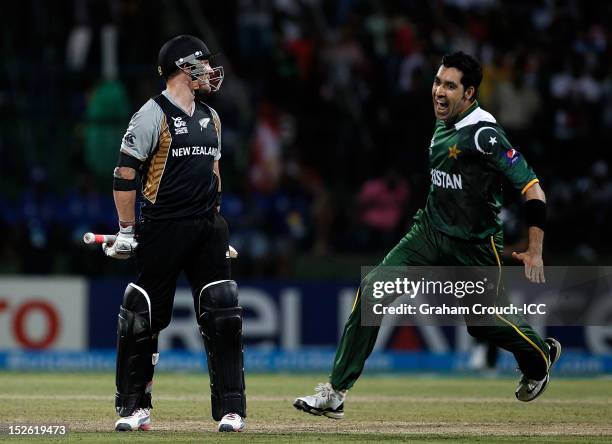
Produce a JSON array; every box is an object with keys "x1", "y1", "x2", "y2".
[
  {"x1": 293, "y1": 383, "x2": 346, "y2": 419},
  {"x1": 114, "y1": 408, "x2": 151, "y2": 431},
  {"x1": 218, "y1": 413, "x2": 245, "y2": 432},
  {"x1": 515, "y1": 337, "x2": 562, "y2": 402},
  {"x1": 515, "y1": 373, "x2": 550, "y2": 402}
]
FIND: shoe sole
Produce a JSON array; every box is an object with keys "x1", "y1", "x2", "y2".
[
  {"x1": 515, "y1": 337, "x2": 562, "y2": 402},
  {"x1": 114, "y1": 420, "x2": 151, "y2": 432},
  {"x1": 545, "y1": 337, "x2": 562, "y2": 368},
  {"x1": 218, "y1": 424, "x2": 244, "y2": 432},
  {"x1": 293, "y1": 399, "x2": 344, "y2": 419},
  {"x1": 114, "y1": 423, "x2": 150, "y2": 432},
  {"x1": 516, "y1": 373, "x2": 550, "y2": 402},
  {"x1": 115, "y1": 423, "x2": 132, "y2": 432}
]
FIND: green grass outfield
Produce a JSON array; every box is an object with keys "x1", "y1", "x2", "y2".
[{"x1": 0, "y1": 372, "x2": 611, "y2": 443}]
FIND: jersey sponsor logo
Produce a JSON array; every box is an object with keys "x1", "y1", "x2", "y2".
[
  {"x1": 199, "y1": 118, "x2": 210, "y2": 130},
  {"x1": 171, "y1": 145, "x2": 219, "y2": 158},
  {"x1": 171, "y1": 116, "x2": 188, "y2": 135},
  {"x1": 122, "y1": 131, "x2": 135, "y2": 148},
  {"x1": 447, "y1": 144, "x2": 461, "y2": 159},
  {"x1": 430, "y1": 168, "x2": 463, "y2": 190},
  {"x1": 505, "y1": 148, "x2": 520, "y2": 166}
]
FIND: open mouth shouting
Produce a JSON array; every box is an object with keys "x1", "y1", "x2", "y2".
[{"x1": 434, "y1": 97, "x2": 449, "y2": 117}]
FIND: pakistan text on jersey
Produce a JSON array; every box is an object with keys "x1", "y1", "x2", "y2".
[
  {"x1": 171, "y1": 146, "x2": 219, "y2": 157},
  {"x1": 430, "y1": 168, "x2": 463, "y2": 190}
]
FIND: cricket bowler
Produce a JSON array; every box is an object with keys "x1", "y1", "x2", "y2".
[{"x1": 294, "y1": 51, "x2": 561, "y2": 419}]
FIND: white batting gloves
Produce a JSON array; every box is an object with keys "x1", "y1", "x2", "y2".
[{"x1": 103, "y1": 225, "x2": 138, "y2": 259}]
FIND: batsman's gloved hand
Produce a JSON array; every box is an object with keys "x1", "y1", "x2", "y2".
[{"x1": 103, "y1": 224, "x2": 138, "y2": 259}]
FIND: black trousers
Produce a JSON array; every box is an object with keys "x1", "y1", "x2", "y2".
[{"x1": 134, "y1": 210, "x2": 230, "y2": 332}]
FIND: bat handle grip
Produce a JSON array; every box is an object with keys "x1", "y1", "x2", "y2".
[{"x1": 83, "y1": 233, "x2": 116, "y2": 245}]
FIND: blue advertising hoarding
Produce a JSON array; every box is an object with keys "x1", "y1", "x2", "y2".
[{"x1": 0, "y1": 277, "x2": 611, "y2": 372}]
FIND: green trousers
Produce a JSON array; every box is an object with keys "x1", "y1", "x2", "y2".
[{"x1": 330, "y1": 210, "x2": 550, "y2": 391}]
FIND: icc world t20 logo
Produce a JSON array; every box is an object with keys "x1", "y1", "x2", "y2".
[{"x1": 172, "y1": 116, "x2": 188, "y2": 135}]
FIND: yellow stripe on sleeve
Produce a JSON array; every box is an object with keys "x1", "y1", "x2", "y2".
[{"x1": 521, "y1": 178, "x2": 539, "y2": 194}]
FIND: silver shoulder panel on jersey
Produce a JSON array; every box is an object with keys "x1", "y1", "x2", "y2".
[{"x1": 120, "y1": 99, "x2": 164, "y2": 161}]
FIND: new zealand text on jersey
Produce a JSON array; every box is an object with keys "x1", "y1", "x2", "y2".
[
  {"x1": 171, "y1": 146, "x2": 219, "y2": 157},
  {"x1": 431, "y1": 168, "x2": 463, "y2": 190}
]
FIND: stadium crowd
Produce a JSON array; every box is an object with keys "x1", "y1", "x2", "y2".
[{"x1": 1, "y1": 0, "x2": 611, "y2": 276}]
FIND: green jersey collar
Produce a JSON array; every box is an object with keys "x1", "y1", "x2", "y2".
[{"x1": 457, "y1": 100, "x2": 479, "y2": 121}]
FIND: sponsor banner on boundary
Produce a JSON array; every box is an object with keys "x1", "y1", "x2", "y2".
[
  {"x1": 87, "y1": 280, "x2": 612, "y2": 355},
  {"x1": 0, "y1": 350, "x2": 610, "y2": 374},
  {"x1": 0, "y1": 278, "x2": 88, "y2": 350}
]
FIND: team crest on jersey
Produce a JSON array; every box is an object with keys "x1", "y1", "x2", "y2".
[
  {"x1": 172, "y1": 116, "x2": 188, "y2": 135},
  {"x1": 199, "y1": 118, "x2": 210, "y2": 131},
  {"x1": 448, "y1": 144, "x2": 461, "y2": 159}
]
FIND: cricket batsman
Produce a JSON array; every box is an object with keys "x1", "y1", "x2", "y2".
[
  {"x1": 294, "y1": 51, "x2": 561, "y2": 418},
  {"x1": 106, "y1": 35, "x2": 246, "y2": 432}
]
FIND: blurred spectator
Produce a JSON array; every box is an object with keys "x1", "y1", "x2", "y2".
[
  {"x1": 63, "y1": 170, "x2": 116, "y2": 243},
  {"x1": 249, "y1": 102, "x2": 285, "y2": 193},
  {"x1": 489, "y1": 58, "x2": 541, "y2": 150},
  {"x1": 573, "y1": 160, "x2": 612, "y2": 261},
  {"x1": 355, "y1": 169, "x2": 410, "y2": 251},
  {"x1": 83, "y1": 80, "x2": 130, "y2": 183},
  {"x1": 17, "y1": 168, "x2": 59, "y2": 274}
]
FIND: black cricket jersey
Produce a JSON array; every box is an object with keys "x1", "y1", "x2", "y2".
[{"x1": 119, "y1": 90, "x2": 222, "y2": 220}]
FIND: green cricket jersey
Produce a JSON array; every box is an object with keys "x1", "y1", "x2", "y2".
[{"x1": 424, "y1": 101, "x2": 539, "y2": 240}]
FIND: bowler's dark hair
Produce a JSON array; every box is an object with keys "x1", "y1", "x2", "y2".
[{"x1": 441, "y1": 51, "x2": 482, "y2": 101}]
